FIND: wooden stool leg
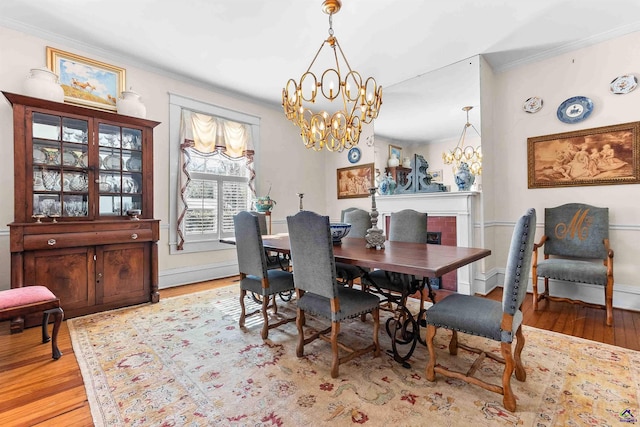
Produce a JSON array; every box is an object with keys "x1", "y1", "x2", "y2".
[
  {"x1": 42, "y1": 310, "x2": 52, "y2": 343},
  {"x1": 44, "y1": 307, "x2": 64, "y2": 360}
]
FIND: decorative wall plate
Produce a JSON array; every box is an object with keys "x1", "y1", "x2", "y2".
[
  {"x1": 556, "y1": 96, "x2": 593, "y2": 124},
  {"x1": 610, "y1": 74, "x2": 638, "y2": 94},
  {"x1": 523, "y1": 97, "x2": 543, "y2": 113},
  {"x1": 348, "y1": 147, "x2": 361, "y2": 164}
]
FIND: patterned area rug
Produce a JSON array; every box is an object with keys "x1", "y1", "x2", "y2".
[{"x1": 68, "y1": 285, "x2": 640, "y2": 426}]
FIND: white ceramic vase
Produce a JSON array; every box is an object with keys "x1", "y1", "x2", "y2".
[
  {"x1": 23, "y1": 68, "x2": 65, "y2": 102},
  {"x1": 116, "y1": 89, "x2": 147, "y2": 118},
  {"x1": 387, "y1": 154, "x2": 400, "y2": 167},
  {"x1": 402, "y1": 157, "x2": 411, "y2": 168}
]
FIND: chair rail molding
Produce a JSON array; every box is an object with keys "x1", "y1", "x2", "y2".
[{"x1": 376, "y1": 191, "x2": 481, "y2": 295}]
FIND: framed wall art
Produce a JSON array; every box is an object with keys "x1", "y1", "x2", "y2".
[
  {"x1": 47, "y1": 46, "x2": 126, "y2": 111},
  {"x1": 430, "y1": 169, "x2": 444, "y2": 183},
  {"x1": 527, "y1": 121, "x2": 640, "y2": 188},
  {"x1": 337, "y1": 163, "x2": 374, "y2": 199},
  {"x1": 389, "y1": 144, "x2": 402, "y2": 161}
]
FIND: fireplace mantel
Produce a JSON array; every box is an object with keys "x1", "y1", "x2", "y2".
[{"x1": 375, "y1": 191, "x2": 482, "y2": 295}]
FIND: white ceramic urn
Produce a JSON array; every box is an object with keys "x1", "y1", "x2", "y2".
[
  {"x1": 23, "y1": 68, "x2": 65, "y2": 102},
  {"x1": 387, "y1": 154, "x2": 400, "y2": 167},
  {"x1": 402, "y1": 157, "x2": 411, "y2": 168},
  {"x1": 116, "y1": 89, "x2": 147, "y2": 118}
]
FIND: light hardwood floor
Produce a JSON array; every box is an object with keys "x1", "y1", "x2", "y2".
[{"x1": 1, "y1": 277, "x2": 638, "y2": 426}]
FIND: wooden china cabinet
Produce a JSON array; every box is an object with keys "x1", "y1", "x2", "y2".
[{"x1": 3, "y1": 92, "x2": 161, "y2": 331}]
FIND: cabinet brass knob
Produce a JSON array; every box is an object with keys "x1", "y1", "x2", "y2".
[
  {"x1": 47, "y1": 239, "x2": 56, "y2": 246},
  {"x1": 131, "y1": 233, "x2": 138, "y2": 240}
]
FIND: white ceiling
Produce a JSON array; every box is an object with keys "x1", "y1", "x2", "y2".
[{"x1": 2, "y1": 0, "x2": 640, "y2": 142}]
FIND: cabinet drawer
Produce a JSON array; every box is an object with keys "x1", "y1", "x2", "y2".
[{"x1": 23, "y1": 229, "x2": 153, "y2": 250}]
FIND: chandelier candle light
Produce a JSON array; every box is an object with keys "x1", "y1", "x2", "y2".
[
  {"x1": 442, "y1": 106, "x2": 482, "y2": 175},
  {"x1": 282, "y1": 0, "x2": 383, "y2": 152}
]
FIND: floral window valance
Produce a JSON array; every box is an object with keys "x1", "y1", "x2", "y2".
[{"x1": 176, "y1": 108, "x2": 256, "y2": 250}]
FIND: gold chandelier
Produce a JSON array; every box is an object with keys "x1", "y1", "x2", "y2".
[
  {"x1": 442, "y1": 106, "x2": 482, "y2": 175},
  {"x1": 282, "y1": 0, "x2": 382, "y2": 152}
]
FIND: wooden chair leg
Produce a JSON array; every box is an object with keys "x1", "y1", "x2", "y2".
[
  {"x1": 425, "y1": 325, "x2": 437, "y2": 381},
  {"x1": 239, "y1": 289, "x2": 247, "y2": 328},
  {"x1": 372, "y1": 307, "x2": 380, "y2": 357},
  {"x1": 500, "y1": 341, "x2": 516, "y2": 412},
  {"x1": 605, "y1": 282, "x2": 614, "y2": 327},
  {"x1": 296, "y1": 308, "x2": 305, "y2": 357},
  {"x1": 514, "y1": 326, "x2": 526, "y2": 381},
  {"x1": 531, "y1": 274, "x2": 539, "y2": 311},
  {"x1": 271, "y1": 295, "x2": 278, "y2": 315},
  {"x1": 260, "y1": 296, "x2": 270, "y2": 340},
  {"x1": 42, "y1": 309, "x2": 52, "y2": 343},
  {"x1": 330, "y1": 321, "x2": 340, "y2": 378},
  {"x1": 449, "y1": 330, "x2": 458, "y2": 355},
  {"x1": 46, "y1": 307, "x2": 63, "y2": 360}
]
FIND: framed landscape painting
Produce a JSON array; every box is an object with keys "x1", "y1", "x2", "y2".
[
  {"x1": 337, "y1": 163, "x2": 374, "y2": 199},
  {"x1": 47, "y1": 46, "x2": 125, "y2": 111},
  {"x1": 527, "y1": 121, "x2": 640, "y2": 188}
]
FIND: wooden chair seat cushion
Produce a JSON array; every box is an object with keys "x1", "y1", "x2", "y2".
[
  {"x1": 297, "y1": 286, "x2": 380, "y2": 322},
  {"x1": 536, "y1": 258, "x2": 607, "y2": 286},
  {"x1": 240, "y1": 269, "x2": 294, "y2": 296}
]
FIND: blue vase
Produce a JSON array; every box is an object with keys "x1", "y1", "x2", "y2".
[
  {"x1": 379, "y1": 173, "x2": 396, "y2": 195},
  {"x1": 454, "y1": 162, "x2": 475, "y2": 191}
]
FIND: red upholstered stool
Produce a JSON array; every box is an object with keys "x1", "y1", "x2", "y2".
[{"x1": 0, "y1": 286, "x2": 64, "y2": 360}]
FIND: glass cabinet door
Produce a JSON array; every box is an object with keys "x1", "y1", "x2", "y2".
[
  {"x1": 32, "y1": 112, "x2": 89, "y2": 220},
  {"x1": 98, "y1": 123, "x2": 143, "y2": 217}
]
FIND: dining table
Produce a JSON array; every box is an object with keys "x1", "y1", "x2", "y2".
[{"x1": 223, "y1": 234, "x2": 491, "y2": 367}]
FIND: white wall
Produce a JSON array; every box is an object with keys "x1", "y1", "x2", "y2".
[
  {"x1": 0, "y1": 25, "x2": 326, "y2": 289},
  {"x1": 487, "y1": 31, "x2": 640, "y2": 309}
]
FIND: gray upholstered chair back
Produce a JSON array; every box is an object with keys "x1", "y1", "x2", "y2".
[
  {"x1": 233, "y1": 211, "x2": 267, "y2": 279},
  {"x1": 249, "y1": 211, "x2": 269, "y2": 235},
  {"x1": 341, "y1": 208, "x2": 372, "y2": 238},
  {"x1": 502, "y1": 208, "x2": 537, "y2": 316},
  {"x1": 287, "y1": 211, "x2": 339, "y2": 299},
  {"x1": 389, "y1": 209, "x2": 428, "y2": 243},
  {"x1": 543, "y1": 203, "x2": 608, "y2": 259}
]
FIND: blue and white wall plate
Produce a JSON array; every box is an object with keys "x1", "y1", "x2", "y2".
[
  {"x1": 348, "y1": 147, "x2": 361, "y2": 163},
  {"x1": 556, "y1": 96, "x2": 593, "y2": 124}
]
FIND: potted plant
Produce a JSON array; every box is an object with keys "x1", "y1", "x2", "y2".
[{"x1": 254, "y1": 185, "x2": 276, "y2": 212}]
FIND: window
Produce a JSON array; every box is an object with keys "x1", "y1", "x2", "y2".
[{"x1": 169, "y1": 94, "x2": 259, "y2": 253}]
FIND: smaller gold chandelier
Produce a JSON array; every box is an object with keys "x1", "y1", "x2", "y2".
[
  {"x1": 282, "y1": 0, "x2": 382, "y2": 152},
  {"x1": 443, "y1": 106, "x2": 482, "y2": 175}
]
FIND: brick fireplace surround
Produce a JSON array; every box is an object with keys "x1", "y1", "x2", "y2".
[{"x1": 375, "y1": 191, "x2": 481, "y2": 295}]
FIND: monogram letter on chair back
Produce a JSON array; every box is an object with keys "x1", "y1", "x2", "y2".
[{"x1": 532, "y1": 203, "x2": 614, "y2": 326}]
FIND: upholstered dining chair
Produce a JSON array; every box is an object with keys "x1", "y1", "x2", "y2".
[
  {"x1": 233, "y1": 211, "x2": 296, "y2": 340},
  {"x1": 424, "y1": 208, "x2": 536, "y2": 412},
  {"x1": 363, "y1": 209, "x2": 429, "y2": 297},
  {"x1": 249, "y1": 211, "x2": 291, "y2": 271},
  {"x1": 532, "y1": 203, "x2": 614, "y2": 326},
  {"x1": 335, "y1": 207, "x2": 372, "y2": 288},
  {"x1": 286, "y1": 210, "x2": 381, "y2": 378}
]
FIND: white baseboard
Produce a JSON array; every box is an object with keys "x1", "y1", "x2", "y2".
[
  {"x1": 488, "y1": 268, "x2": 640, "y2": 312},
  {"x1": 159, "y1": 261, "x2": 239, "y2": 289}
]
